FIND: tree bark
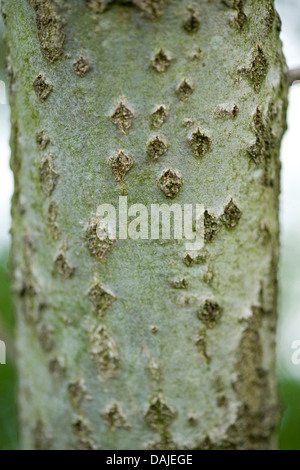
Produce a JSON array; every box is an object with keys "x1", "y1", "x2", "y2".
[{"x1": 3, "y1": 0, "x2": 288, "y2": 450}]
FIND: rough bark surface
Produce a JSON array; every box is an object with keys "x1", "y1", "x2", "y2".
[{"x1": 3, "y1": 0, "x2": 288, "y2": 449}]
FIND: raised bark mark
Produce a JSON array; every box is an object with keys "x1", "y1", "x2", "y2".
[
  {"x1": 47, "y1": 199, "x2": 60, "y2": 240},
  {"x1": 68, "y1": 378, "x2": 90, "y2": 409},
  {"x1": 89, "y1": 325, "x2": 120, "y2": 379},
  {"x1": 159, "y1": 168, "x2": 183, "y2": 198},
  {"x1": 189, "y1": 129, "x2": 212, "y2": 159},
  {"x1": 221, "y1": 199, "x2": 242, "y2": 229},
  {"x1": 177, "y1": 79, "x2": 193, "y2": 101},
  {"x1": 146, "y1": 357, "x2": 161, "y2": 383},
  {"x1": 33, "y1": 419, "x2": 52, "y2": 450},
  {"x1": 31, "y1": 0, "x2": 65, "y2": 63},
  {"x1": 103, "y1": 402, "x2": 129, "y2": 431},
  {"x1": 198, "y1": 300, "x2": 223, "y2": 328},
  {"x1": 203, "y1": 267, "x2": 214, "y2": 285},
  {"x1": 213, "y1": 103, "x2": 239, "y2": 119},
  {"x1": 72, "y1": 415, "x2": 97, "y2": 450},
  {"x1": 229, "y1": 307, "x2": 276, "y2": 449},
  {"x1": 111, "y1": 102, "x2": 135, "y2": 134},
  {"x1": 183, "y1": 8, "x2": 200, "y2": 34},
  {"x1": 37, "y1": 322, "x2": 54, "y2": 352},
  {"x1": 33, "y1": 73, "x2": 53, "y2": 100},
  {"x1": 48, "y1": 356, "x2": 65, "y2": 379},
  {"x1": 183, "y1": 251, "x2": 208, "y2": 267},
  {"x1": 110, "y1": 150, "x2": 134, "y2": 194},
  {"x1": 36, "y1": 128, "x2": 50, "y2": 150},
  {"x1": 147, "y1": 136, "x2": 167, "y2": 160},
  {"x1": 85, "y1": 0, "x2": 165, "y2": 18},
  {"x1": 171, "y1": 278, "x2": 188, "y2": 289},
  {"x1": 239, "y1": 45, "x2": 268, "y2": 93},
  {"x1": 86, "y1": 217, "x2": 116, "y2": 260},
  {"x1": 152, "y1": 49, "x2": 171, "y2": 72},
  {"x1": 88, "y1": 275, "x2": 116, "y2": 318},
  {"x1": 195, "y1": 327, "x2": 210, "y2": 364},
  {"x1": 74, "y1": 54, "x2": 91, "y2": 77},
  {"x1": 222, "y1": 0, "x2": 247, "y2": 31},
  {"x1": 145, "y1": 394, "x2": 176, "y2": 430},
  {"x1": 248, "y1": 105, "x2": 277, "y2": 186},
  {"x1": 145, "y1": 394, "x2": 177, "y2": 448},
  {"x1": 54, "y1": 241, "x2": 74, "y2": 278},
  {"x1": 150, "y1": 325, "x2": 159, "y2": 334},
  {"x1": 40, "y1": 154, "x2": 58, "y2": 196},
  {"x1": 204, "y1": 210, "x2": 221, "y2": 242},
  {"x1": 151, "y1": 105, "x2": 168, "y2": 129}
]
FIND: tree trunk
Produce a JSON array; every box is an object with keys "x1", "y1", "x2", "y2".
[{"x1": 3, "y1": 0, "x2": 288, "y2": 450}]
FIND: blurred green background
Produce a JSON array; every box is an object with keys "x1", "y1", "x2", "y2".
[{"x1": 0, "y1": 0, "x2": 300, "y2": 450}]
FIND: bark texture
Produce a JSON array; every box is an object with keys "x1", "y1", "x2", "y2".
[{"x1": 4, "y1": 0, "x2": 288, "y2": 450}]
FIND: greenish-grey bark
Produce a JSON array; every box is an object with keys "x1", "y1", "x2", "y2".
[{"x1": 4, "y1": 0, "x2": 288, "y2": 449}]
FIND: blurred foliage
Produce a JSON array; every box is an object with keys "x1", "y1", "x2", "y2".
[
  {"x1": 279, "y1": 379, "x2": 300, "y2": 449},
  {"x1": 0, "y1": 250, "x2": 18, "y2": 450}
]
